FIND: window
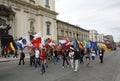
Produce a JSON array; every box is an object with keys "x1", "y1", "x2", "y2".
[
  {"x1": 66, "y1": 31, "x2": 68, "y2": 37},
  {"x1": 61, "y1": 30, "x2": 64, "y2": 36},
  {"x1": 30, "y1": 21, "x2": 34, "y2": 32},
  {"x1": 69, "y1": 32, "x2": 72, "y2": 37},
  {"x1": 46, "y1": 21, "x2": 51, "y2": 35},
  {"x1": 45, "y1": 0, "x2": 50, "y2": 8},
  {"x1": 73, "y1": 33, "x2": 75, "y2": 37},
  {"x1": 28, "y1": 20, "x2": 35, "y2": 35},
  {"x1": 76, "y1": 34, "x2": 79, "y2": 39},
  {"x1": 29, "y1": 0, "x2": 35, "y2": 4}
]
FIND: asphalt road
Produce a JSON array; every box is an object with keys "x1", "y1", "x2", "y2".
[{"x1": 0, "y1": 48, "x2": 120, "y2": 81}]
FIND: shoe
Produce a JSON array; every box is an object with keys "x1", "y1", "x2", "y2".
[
  {"x1": 74, "y1": 70, "x2": 77, "y2": 72},
  {"x1": 62, "y1": 66, "x2": 65, "y2": 68}
]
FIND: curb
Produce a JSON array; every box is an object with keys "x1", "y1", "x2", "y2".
[
  {"x1": 0, "y1": 57, "x2": 29, "y2": 63},
  {"x1": 0, "y1": 60, "x2": 10, "y2": 63}
]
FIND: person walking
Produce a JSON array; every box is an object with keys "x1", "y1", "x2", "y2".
[
  {"x1": 53, "y1": 49, "x2": 59, "y2": 64},
  {"x1": 69, "y1": 48, "x2": 74, "y2": 68},
  {"x1": 98, "y1": 47, "x2": 105, "y2": 63},
  {"x1": 62, "y1": 49, "x2": 69, "y2": 68},
  {"x1": 29, "y1": 48, "x2": 35, "y2": 67},
  {"x1": 74, "y1": 48, "x2": 80, "y2": 72},
  {"x1": 79, "y1": 48, "x2": 84, "y2": 64},
  {"x1": 85, "y1": 48, "x2": 91, "y2": 66},
  {"x1": 18, "y1": 50, "x2": 25, "y2": 65},
  {"x1": 35, "y1": 48, "x2": 40, "y2": 67},
  {"x1": 40, "y1": 47, "x2": 46, "y2": 74}
]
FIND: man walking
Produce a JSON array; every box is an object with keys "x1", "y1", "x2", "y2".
[{"x1": 74, "y1": 48, "x2": 80, "y2": 71}]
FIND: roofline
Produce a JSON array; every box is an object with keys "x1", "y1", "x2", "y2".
[{"x1": 57, "y1": 19, "x2": 89, "y2": 32}]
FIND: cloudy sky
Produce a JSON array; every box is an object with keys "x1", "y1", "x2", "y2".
[{"x1": 55, "y1": 0, "x2": 120, "y2": 42}]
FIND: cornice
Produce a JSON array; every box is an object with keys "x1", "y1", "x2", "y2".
[
  {"x1": 8, "y1": 0, "x2": 58, "y2": 15},
  {"x1": 36, "y1": 5, "x2": 58, "y2": 16}
]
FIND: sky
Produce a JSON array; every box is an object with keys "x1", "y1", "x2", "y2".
[{"x1": 55, "y1": 0, "x2": 120, "y2": 42}]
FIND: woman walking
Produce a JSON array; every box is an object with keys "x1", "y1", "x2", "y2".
[{"x1": 69, "y1": 48, "x2": 74, "y2": 68}]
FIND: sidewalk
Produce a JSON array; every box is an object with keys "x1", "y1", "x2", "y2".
[{"x1": 0, "y1": 54, "x2": 30, "y2": 63}]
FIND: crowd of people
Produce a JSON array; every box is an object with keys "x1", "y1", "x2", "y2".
[{"x1": 17, "y1": 46, "x2": 105, "y2": 74}]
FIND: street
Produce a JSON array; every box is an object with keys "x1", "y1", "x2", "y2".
[{"x1": 0, "y1": 49, "x2": 120, "y2": 81}]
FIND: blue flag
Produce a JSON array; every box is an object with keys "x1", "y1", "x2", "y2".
[{"x1": 74, "y1": 39, "x2": 80, "y2": 49}]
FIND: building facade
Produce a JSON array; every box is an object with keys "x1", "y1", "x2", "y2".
[
  {"x1": 97, "y1": 34, "x2": 104, "y2": 43},
  {"x1": 57, "y1": 20, "x2": 89, "y2": 43},
  {"x1": 0, "y1": 0, "x2": 58, "y2": 42},
  {"x1": 104, "y1": 35, "x2": 114, "y2": 43},
  {"x1": 89, "y1": 30, "x2": 98, "y2": 42}
]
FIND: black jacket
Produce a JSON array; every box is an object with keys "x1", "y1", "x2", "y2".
[{"x1": 74, "y1": 50, "x2": 80, "y2": 60}]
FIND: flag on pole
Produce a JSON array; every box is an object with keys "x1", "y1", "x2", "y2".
[{"x1": 74, "y1": 39, "x2": 80, "y2": 49}]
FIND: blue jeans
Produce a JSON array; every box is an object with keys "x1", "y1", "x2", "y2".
[{"x1": 35, "y1": 58, "x2": 40, "y2": 67}]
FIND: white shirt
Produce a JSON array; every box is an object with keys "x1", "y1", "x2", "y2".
[
  {"x1": 69, "y1": 51, "x2": 74, "y2": 59},
  {"x1": 35, "y1": 49, "x2": 40, "y2": 58}
]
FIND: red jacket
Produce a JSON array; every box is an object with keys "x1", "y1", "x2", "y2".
[{"x1": 39, "y1": 49, "x2": 45, "y2": 60}]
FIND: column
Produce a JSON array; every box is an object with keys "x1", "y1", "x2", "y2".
[{"x1": 20, "y1": 8, "x2": 24, "y2": 37}]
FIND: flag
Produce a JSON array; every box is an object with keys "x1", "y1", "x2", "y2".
[
  {"x1": 74, "y1": 39, "x2": 80, "y2": 49},
  {"x1": 44, "y1": 38, "x2": 53, "y2": 49},
  {"x1": 83, "y1": 40, "x2": 88, "y2": 45},
  {"x1": 59, "y1": 38, "x2": 70, "y2": 49},
  {"x1": 78, "y1": 41, "x2": 84, "y2": 49},
  {"x1": 17, "y1": 36, "x2": 30, "y2": 50},
  {"x1": 39, "y1": 37, "x2": 45, "y2": 48},
  {"x1": 31, "y1": 33, "x2": 42, "y2": 49},
  {"x1": 32, "y1": 33, "x2": 42, "y2": 44},
  {"x1": 66, "y1": 38, "x2": 70, "y2": 46},
  {"x1": 52, "y1": 42, "x2": 57, "y2": 49},
  {"x1": 8, "y1": 42, "x2": 15, "y2": 51},
  {"x1": 99, "y1": 43, "x2": 109, "y2": 52},
  {"x1": 90, "y1": 41, "x2": 98, "y2": 51},
  {"x1": 83, "y1": 40, "x2": 90, "y2": 48},
  {"x1": 47, "y1": 38, "x2": 52, "y2": 46}
]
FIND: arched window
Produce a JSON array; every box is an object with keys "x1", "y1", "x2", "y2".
[{"x1": 46, "y1": 21, "x2": 51, "y2": 35}]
